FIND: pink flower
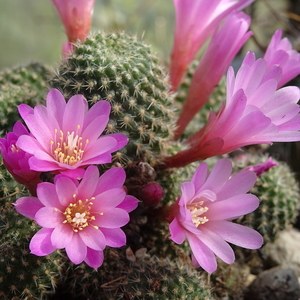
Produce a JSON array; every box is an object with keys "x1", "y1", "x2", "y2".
[
  {"x1": 264, "y1": 29, "x2": 300, "y2": 88},
  {"x1": 174, "y1": 11, "x2": 252, "y2": 139},
  {"x1": 13, "y1": 166, "x2": 139, "y2": 268},
  {"x1": 17, "y1": 89, "x2": 128, "y2": 178},
  {"x1": 163, "y1": 52, "x2": 300, "y2": 168},
  {"x1": 168, "y1": 158, "x2": 263, "y2": 273},
  {"x1": 0, "y1": 122, "x2": 41, "y2": 195},
  {"x1": 243, "y1": 157, "x2": 278, "y2": 176},
  {"x1": 50, "y1": 0, "x2": 96, "y2": 42},
  {"x1": 169, "y1": 0, "x2": 254, "y2": 91}
]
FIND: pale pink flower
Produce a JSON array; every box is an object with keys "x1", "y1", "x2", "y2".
[
  {"x1": 169, "y1": 0, "x2": 254, "y2": 91},
  {"x1": 17, "y1": 89, "x2": 128, "y2": 178},
  {"x1": 168, "y1": 158, "x2": 263, "y2": 273},
  {"x1": 163, "y1": 52, "x2": 300, "y2": 168},
  {"x1": 50, "y1": 0, "x2": 96, "y2": 42},
  {"x1": 264, "y1": 29, "x2": 300, "y2": 88},
  {"x1": 0, "y1": 122, "x2": 41, "y2": 195},
  {"x1": 14, "y1": 166, "x2": 139, "y2": 268},
  {"x1": 174, "y1": 11, "x2": 252, "y2": 139}
]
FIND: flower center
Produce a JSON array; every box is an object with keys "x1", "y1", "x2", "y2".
[
  {"x1": 188, "y1": 200, "x2": 209, "y2": 228},
  {"x1": 11, "y1": 144, "x2": 20, "y2": 153},
  {"x1": 63, "y1": 194, "x2": 101, "y2": 232},
  {"x1": 50, "y1": 126, "x2": 89, "y2": 166}
]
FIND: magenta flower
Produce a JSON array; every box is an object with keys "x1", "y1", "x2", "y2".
[
  {"x1": 264, "y1": 29, "x2": 300, "y2": 88},
  {"x1": 243, "y1": 157, "x2": 278, "y2": 176},
  {"x1": 169, "y1": 0, "x2": 254, "y2": 91},
  {"x1": 168, "y1": 158, "x2": 263, "y2": 273},
  {"x1": 163, "y1": 51, "x2": 300, "y2": 168},
  {"x1": 17, "y1": 89, "x2": 128, "y2": 178},
  {"x1": 0, "y1": 122, "x2": 41, "y2": 195},
  {"x1": 14, "y1": 165, "x2": 139, "y2": 268},
  {"x1": 174, "y1": 11, "x2": 252, "y2": 139},
  {"x1": 50, "y1": 0, "x2": 96, "y2": 43}
]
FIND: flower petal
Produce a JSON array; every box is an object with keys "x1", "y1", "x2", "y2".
[
  {"x1": 116, "y1": 195, "x2": 139, "y2": 213},
  {"x1": 79, "y1": 226, "x2": 106, "y2": 251},
  {"x1": 187, "y1": 231, "x2": 217, "y2": 273},
  {"x1": 92, "y1": 208, "x2": 129, "y2": 228},
  {"x1": 218, "y1": 170, "x2": 257, "y2": 199},
  {"x1": 206, "y1": 194, "x2": 259, "y2": 220},
  {"x1": 206, "y1": 220, "x2": 263, "y2": 249},
  {"x1": 85, "y1": 247, "x2": 104, "y2": 269},
  {"x1": 51, "y1": 223, "x2": 74, "y2": 248},
  {"x1": 37, "y1": 182, "x2": 62, "y2": 209},
  {"x1": 100, "y1": 227, "x2": 126, "y2": 247},
  {"x1": 77, "y1": 165, "x2": 99, "y2": 199},
  {"x1": 13, "y1": 197, "x2": 44, "y2": 219},
  {"x1": 93, "y1": 188, "x2": 126, "y2": 210},
  {"x1": 94, "y1": 167, "x2": 126, "y2": 194},
  {"x1": 62, "y1": 94, "x2": 88, "y2": 133},
  {"x1": 55, "y1": 176, "x2": 78, "y2": 207},
  {"x1": 198, "y1": 227, "x2": 235, "y2": 264},
  {"x1": 35, "y1": 207, "x2": 64, "y2": 228},
  {"x1": 169, "y1": 218, "x2": 186, "y2": 244},
  {"x1": 30, "y1": 228, "x2": 56, "y2": 256},
  {"x1": 65, "y1": 233, "x2": 87, "y2": 264},
  {"x1": 46, "y1": 89, "x2": 66, "y2": 127}
]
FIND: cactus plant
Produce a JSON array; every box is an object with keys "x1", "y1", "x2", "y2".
[
  {"x1": 0, "y1": 62, "x2": 52, "y2": 134},
  {"x1": 0, "y1": 159, "x2": 62, "y2": 300},
  {"x1": 50, "y1": 31, "x2": 177, "y2": 167},
  {"x1": 55, "y1": 247, "x2": 213, "y2": 300}
]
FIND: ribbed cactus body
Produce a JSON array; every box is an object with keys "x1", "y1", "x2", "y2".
[
  {"x1": 0, "y1": 62, "x2": 51, "y2": 134},
  {"x1": 50, "y1": 32, "x2": 176, "y2": 166},
  {"x1": 233, "y1": 155, "x2": 300, "y2": 243}
]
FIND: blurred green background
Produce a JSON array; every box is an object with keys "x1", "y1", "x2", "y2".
[
  {"x1": 0, "y1": 0, "x2": 175, "y2": 69},
  {"x1": 0, "y1": 0, "x2": 299, "y2": 70}
]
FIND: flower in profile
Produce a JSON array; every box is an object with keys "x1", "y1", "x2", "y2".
[
  {"x1": 169, "y1": 0, "x2": 254, "y2": 91},
  {"x1": 168, "y1": 158, "x2": 263, "y2": 273},
  {"x1": 17, "y1": 89, "x2": 128, "y2": 178},
  {"x1": 0, "y1": 121, "x2": 41, "y2": 195},
  {"x1": 163, "y1": 51, "x2": 300, "y2": 168},
  {"x1": 264, "y1": 29, "x2": 300, "y2": 88},
  {"x1": 174, "y1": 11, "x2": 252, "y2": 139},
  {"x1": 243, "y1": 156, "x2": 278, "y2": 176},
  {"x1": 50, "y1": 0, "x2": 96, "y2": 43},
  {"x1": 14, "y1": 165, "x2": 139, "y2": 268}
]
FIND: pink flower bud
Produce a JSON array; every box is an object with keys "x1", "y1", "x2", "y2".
[{"x1": 140, "y1": 182, "x2": 164, "y2": 207}]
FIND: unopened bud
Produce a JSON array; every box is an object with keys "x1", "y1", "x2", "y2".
[{"x1": 140, "y1": 182, "x2": 164, "y2": 207}]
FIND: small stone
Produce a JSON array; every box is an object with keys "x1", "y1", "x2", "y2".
[
  {"x1": 263, "y1": 228, "x2": 300, "y2": 277},
  {"x1": 244, "y1": 266, "x2": 300, "y2": 300}
]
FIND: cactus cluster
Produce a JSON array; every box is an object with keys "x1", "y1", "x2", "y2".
[
  {"x1": 1, "y1": 28, "x2": 300, "y2": 300},
  {"x1": 0, "y1": 62, "x2": 51, "y2": 134},
  {"x1": 50, "y1": 31, "x2": 176, "y2": 167}
]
